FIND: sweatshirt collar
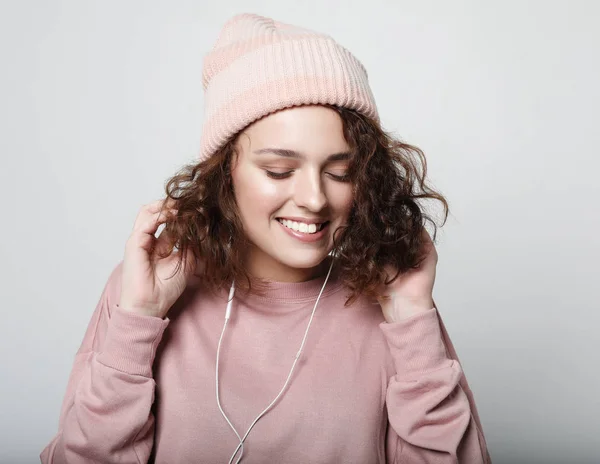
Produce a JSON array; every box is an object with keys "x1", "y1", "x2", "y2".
[{"x1": 232, "y1": 264, "x2": 345, "y2": 308}]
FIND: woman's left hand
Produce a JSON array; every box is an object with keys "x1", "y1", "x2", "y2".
[{"x1": 377, "y1": 227, "x2": 438, "y2": 323}]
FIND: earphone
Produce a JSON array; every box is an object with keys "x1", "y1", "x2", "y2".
[{"x1": 215, "y1": 257, "x2": 335, "y2": 464}]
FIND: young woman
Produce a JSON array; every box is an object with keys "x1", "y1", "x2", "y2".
[{"x1": 41, "y1": 13, "x2": 492, "y2": 464}]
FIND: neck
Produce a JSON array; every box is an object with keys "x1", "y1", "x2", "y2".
[{"x1": 243, "y1": 245, "x2": 333, "y2": 283}]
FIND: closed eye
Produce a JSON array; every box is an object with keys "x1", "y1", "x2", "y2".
[
  {"x1": 327, "y1": 172, "x2": 350, "y2": 182},
  {"x1": 265, "y1": 170, "x2": 350, "y2": 182},
  {"x1": 265, "y1": 170, "x2": 293, "y2": 179}
]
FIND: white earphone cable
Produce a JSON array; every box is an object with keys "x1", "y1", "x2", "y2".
[
  {"x1": 215, "y1": 258, "x2": 335, "y2": 464},
  {"x1": 215, "y1": 282, "x2": 245, "y2": 460}
]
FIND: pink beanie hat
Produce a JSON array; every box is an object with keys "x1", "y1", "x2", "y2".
[{"x1": 199, "y1": 13, "x2": 379, "y2": 161}]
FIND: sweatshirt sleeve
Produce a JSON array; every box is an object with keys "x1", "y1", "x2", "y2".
[
  {"x1": 40, "y1": 261, "x2": 170, "y2": 464},
  {"x1": 380, "y1": 300, "x2": 492, "y2": 463}
]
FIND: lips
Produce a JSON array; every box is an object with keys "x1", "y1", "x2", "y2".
[
  {"x1": 276, "y1": 217, "x2": 329, "y2": 225},
  {"x1": 275, "y1": 218, "x2": 331, "y2": 243},
  {"x1": 277, "y1": 218, "x2": 327, "y2": 230},
  {"x1": 276, "y1": 218, "x2": 329, "y2": 232}
]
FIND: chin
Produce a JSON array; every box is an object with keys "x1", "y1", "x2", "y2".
[
  {"x1": 275, "y1": 252, "x2": 328, "y2": 269},
  {"x1": 275, "y1": 253, "x2": 328, "y2": 270}
]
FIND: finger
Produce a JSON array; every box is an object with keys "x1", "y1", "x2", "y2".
[
  {"x1": 153, "y1": 225, "x2": 175, "y2": 258},
  {"x1": 151, "y1": 197, "x2": 178, "y2": 212},
  {"x1": 132, "y1": 210, "x2": 177, "y2": 243},
  {"x1": 420, "y1": 226, "x2": 432, "y2": 241},
  {"x1": 126, "y1": 211, "x2": 177, "y2": 259},
  {"x1": 132, "y1": 202, "x2": 161, "y2": 231},
  {"x1": 134, "y1": 198, "x2": 176, "y2": 222}
]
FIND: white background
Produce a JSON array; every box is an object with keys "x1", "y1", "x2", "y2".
[{"x1": 1, "y1": 1, "x2": 598, "y2": 463}]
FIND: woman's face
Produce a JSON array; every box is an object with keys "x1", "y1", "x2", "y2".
[{"x1": 231, "y1": 105, "x2": 354, "y2": 282}]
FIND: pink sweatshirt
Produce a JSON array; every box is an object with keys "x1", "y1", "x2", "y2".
[{"x1": 40, "y1": 261, "x2": 491, "y2": 463}]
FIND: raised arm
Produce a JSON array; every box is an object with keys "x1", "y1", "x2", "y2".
[
  {"x1": 380, "y1": 303, "x2": 492, "y2": 463},
  {"x1": 40, "y1": 262, "x2": 170, "y2": 463}
]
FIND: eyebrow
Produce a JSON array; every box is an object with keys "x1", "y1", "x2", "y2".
[{"x1": 253, "y1": 148, "x2": 351, "y2": 162}]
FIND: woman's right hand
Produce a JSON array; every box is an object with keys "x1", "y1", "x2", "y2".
[{"x1": 118, "y1": 198, "x2": 198, "y2": 319}]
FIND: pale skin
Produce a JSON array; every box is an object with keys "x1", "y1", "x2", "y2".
[
  {"x1": 119, "y1": 105, "x2": 437, "y2": 322},
  {"x1": 229, "y1": 105, "x2": 354, "y2": 283}
]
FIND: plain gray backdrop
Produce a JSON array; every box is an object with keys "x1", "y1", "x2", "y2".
[{"x1": 1, "y1": 1, "x2": 598, "y2": 463}]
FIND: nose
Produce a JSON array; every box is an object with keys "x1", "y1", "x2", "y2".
[{"x1": 293, "y1": 168, "x2": 328, "y2": 212}]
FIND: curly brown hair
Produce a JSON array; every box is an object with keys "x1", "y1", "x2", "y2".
[{"x1": 155, "y1": 104, "x2": 449, "y2": 306}]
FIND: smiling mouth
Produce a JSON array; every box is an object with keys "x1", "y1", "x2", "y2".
[{"x1": 276, "y1": 218, "x2": 329, "y2": 234}]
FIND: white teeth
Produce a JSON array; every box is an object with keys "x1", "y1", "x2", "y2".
[{"x1": 278, "y1": 219, "x2": 324, "y2": 234}]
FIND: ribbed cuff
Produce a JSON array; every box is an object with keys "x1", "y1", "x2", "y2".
[
  {"x1": 379, "y1": 308, "x2": 449, "y2": 376},
  {"x1": 96, "y1": 304, "x2": 170, "y2": 377}
]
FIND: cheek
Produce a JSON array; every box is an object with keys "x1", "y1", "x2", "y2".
[
  {"x1": 233, "y1": 168, "x2": 284, "y2": 219},
  {"x1": 328, "y1": 184, "x2": 354, "y2": 216}
]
